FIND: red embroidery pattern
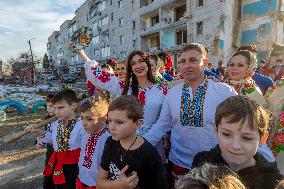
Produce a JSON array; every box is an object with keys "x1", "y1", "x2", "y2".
[
  {"x1": 138, "y1": 91, "x2": 146, "y2": 106},
  {"x1": 97, "y1": 71, "x2": 111, "y2": 83},
  {"x1": 82, "y1": 128, "x2": 108, "y2": 169},
  {"x1": 157, "y1": 83, "x2": 168, "y2": 96},
  {"x1": 119, "y1": 80, "x2": 125, "y2": 89}
]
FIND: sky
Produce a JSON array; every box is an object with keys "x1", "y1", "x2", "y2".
[{"x1": 0, "y1": 0, "x2": 86, "y2": 61}]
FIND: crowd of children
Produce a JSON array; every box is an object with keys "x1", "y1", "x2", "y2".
[{"x1": 24, "y1": 42, "x2": 284, "y2": 189}]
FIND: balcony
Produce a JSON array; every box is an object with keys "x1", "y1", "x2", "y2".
[
  {"x1": 141, "y1": 22, "x2": 163, "y2": 36},
  {"x1": 140, "y1": 0, "x2": 176, "y2": 16}
]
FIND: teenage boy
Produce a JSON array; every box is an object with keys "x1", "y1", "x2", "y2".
[
  {"x1": 76, "y1": 96, "x2": 110, "y2": 188},
  {"x1": 192, "y1": 95, "x2": 283, "y2": 189},
  {"x1": 27, "y1": 89, "x2": 82, "y2": 189},
  {"x1": 96, "y1": 95, "x2": 168, "y2": 189}
]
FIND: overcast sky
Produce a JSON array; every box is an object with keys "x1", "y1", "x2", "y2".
[{"x1": 0, "y1": 0, "x2": 86, "y2": 61}]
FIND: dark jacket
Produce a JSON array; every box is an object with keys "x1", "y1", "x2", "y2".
[{"x1": 192, "y1": 145, "x2": 283, "y2": 189}]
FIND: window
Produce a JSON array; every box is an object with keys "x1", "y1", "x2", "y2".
[
  {"x1": 111, "y1": 13, "x2": 114, "y2": 22},
  {"x1": 151, "y1": 36, "x2": 160, "y2": 48},
  {"x1": 110, "y1": 0, "x2": 112, "y2": 6},
  {"x1": 151, "y1": 15, "x2": 159, "y2": 26},
  {"x1": 197, "y1": 22, "x2": 203, "y2": 36},
  {"x1": 119, "y1": 18, "x2": 124, "y2": 26},
  {"x1": 133, "y1": 39, "x2": 136, "y2": 47},
  {"x1": 118, "y1": 0, "x2": 122, "y2": 8},
  {"x1": 93, "y1": 35, "x2": 100, "y2": 44},
  {"x1": 198, "y1": 0, "x2": 203, "y2": 7},
  {"x1": 94, "y1": 49, "x2": 101, "y2": 57},
  {"x1": 102, "y1": 16, "x2": 108, "y2": 26},
  {"x1": 98, "y1": 1, "x2": 106, "y2": 11},
  {"x1": 176, "y1": 29, "x2": 187, "y2": 45},
  {"x1": 132, "y1": 20, "x2": 136, "y2": 30},
  {"x1": 102, "y1": 46, "x2": 110, "y2": 57},
  {"x1": 120, "y1": 35, "x2": 125, "y2": 44},
  {"x1": 175, "y1": 5, "x2": 186, "y2": 21}
]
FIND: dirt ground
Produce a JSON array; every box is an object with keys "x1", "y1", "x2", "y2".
[{"x1": 0, "y1": 112, "x2": 47, "y2": 189}]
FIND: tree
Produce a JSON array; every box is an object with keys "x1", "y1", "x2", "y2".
[
  {"x1": 43, "y1": 53, "x2": 50, "y2": 72},
  {"x1": 8, "y1": 52, "x2": 40, "y2": 84}
]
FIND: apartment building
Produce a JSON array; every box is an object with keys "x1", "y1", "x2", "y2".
[{"x1": 47, "y1": 0, "x2": 227, "y2": 73}]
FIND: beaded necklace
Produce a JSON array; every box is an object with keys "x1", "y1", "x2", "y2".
[
  {"x1": 56, "y1": 116, "x2": 79, "y2": 152},
  {"x1": 180, "y1": 79, "x2": 208, "y2": 127}
]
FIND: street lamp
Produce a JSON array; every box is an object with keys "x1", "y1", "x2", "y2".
[{"x1": 27, "y1": 38, "x2": 35, "y2": 85}]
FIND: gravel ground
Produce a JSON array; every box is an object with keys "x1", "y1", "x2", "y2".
[{"x1": 0, "y1": 113, "x2": 46, "y2": 189}]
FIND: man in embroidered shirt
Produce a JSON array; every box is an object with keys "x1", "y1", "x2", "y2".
[{"x1": 143, "y1": 43, "x2": 238, "y2": 186}]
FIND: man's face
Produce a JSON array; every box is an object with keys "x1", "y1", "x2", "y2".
[
  {"x1": 178, "y1": 50, "x2": 206, "y2": 82},
  {"x1": 108, "y1": 110, "x2": 140, "y2": 141},
  {"x1": 216, "y1": 117, "x2": 260, "y2": 171},
  {"x1": 53, "y1": 100, "x2": 76, "y2": 120}
]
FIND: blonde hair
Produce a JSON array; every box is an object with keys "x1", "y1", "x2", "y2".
[
  {"x1": 79, "y1": 94, "x2": 109, "y2": 117},
  {"x1": 175, "y1": 163, "x2": 245, "y2": 189}
]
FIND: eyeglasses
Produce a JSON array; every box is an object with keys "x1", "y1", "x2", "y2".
[{"x1": 179, "y1": 57, "x2": 202, "y2": 65}]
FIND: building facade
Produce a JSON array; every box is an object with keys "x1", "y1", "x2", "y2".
[{"x1": 47, "y1": 0, "x2": 284, "y2": 76}]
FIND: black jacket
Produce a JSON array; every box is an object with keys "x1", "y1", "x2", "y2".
[{"x1": 192, "y1": 145, "x2": 283, "y2": 189}]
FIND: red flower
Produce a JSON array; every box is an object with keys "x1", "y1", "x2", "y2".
[
  {"x1": 242, "y1": 83, "x2": 251, "y2": 89},
  {"x1": 273, "y1": 132, "x2": 284, "y2": 146},
  {"x1": 279, "y1": 111, "x2": 284, "y2": 126},
  {"x1": 138, "y1": 91, "x2": 146, "y2": 106},
  {"x1": 97, "y1": 71, "x2": 111, "y2": 83}
]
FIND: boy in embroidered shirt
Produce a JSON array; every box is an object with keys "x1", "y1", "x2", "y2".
[
  {"x1": 96, "y1": 95, "x2": 168, "y2": 189},
  {"x1": 192, "y1": 95, "x2": 283, "y2": 189},
  {"x1": 27, "y1": 89, "x2": 83, "y2": 189},
  {"x1": 76, "y1": 95, "x2": 110, "y2": 189}
]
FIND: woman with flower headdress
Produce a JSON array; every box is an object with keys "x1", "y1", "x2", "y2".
[
  {"x1": 157, "y1": 52, "x2": 175, "y2": 82},
  {"x1": 225, "y1": 50, "x2": 275, "y2": 162}
]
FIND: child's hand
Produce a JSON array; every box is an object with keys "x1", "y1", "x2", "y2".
[
  {"x1": 118, "y1": 165, "x2": 139, "y2": 189},
  {"x1": 35, "y1": 143, "x2": 45, "y2": 149},
  {"x1": 25, "y1": 124, "x2": 44, "y2": 137}
]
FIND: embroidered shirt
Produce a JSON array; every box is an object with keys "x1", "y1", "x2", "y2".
[
  {"x1": 78, "y1": 128, "x2": 110, "y2": 186},
  {"x1": 144, "y1": 80, "x2": 237, "y2": 168}
]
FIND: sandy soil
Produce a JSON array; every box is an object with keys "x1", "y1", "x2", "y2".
[{"x1": 0, "y1": 113, "x2": 47, "y2": 189}]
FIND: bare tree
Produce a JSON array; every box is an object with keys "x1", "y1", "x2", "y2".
[{"x1": 8, "y1": 52, "x2": 40, "y2": 84}]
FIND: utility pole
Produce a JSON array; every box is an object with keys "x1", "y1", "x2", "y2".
[{"x1": 27, "y1": 38, "x2": 35, "y2": 85}]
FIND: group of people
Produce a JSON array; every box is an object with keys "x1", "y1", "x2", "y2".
[{"x1": 25, "y1": 43, "x2": 284, "y2": 189}]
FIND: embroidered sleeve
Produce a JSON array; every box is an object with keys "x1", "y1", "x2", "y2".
[
  {"x1": 84, "y1": 60, "x2": 124, "y2": 96},
  {"x1": 156, "y1": 83, "x2": 168, "y2": 96}
]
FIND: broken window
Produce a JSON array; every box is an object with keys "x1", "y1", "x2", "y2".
[{"x1": 197, "y1": 22, "x2": 203, "y2": 36}]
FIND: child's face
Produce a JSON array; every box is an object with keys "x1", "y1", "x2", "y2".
[
  {"x1": 81, "y1": 109, "x2": 105, "y2": 134},
  {"x1": 108, "y1": 110, "x2": 140, "y2": 141},
  {"x1": 53, "y1": 100, "x2": 77, "y2": 120},
  {"x1": 46, "y1": 102, "x2": 55, "y2": 116},
  {"x1": 216, "y1": 117, "x2": 260, "y2": 171}
]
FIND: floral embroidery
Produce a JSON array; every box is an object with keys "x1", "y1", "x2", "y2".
[
  {"x1": 180, "y1": 79, "x2": 208, "y2": 127},
  {"x1": 157, "y1": 83, "x2": 168, "y2": 96},
  {"x1": 91, "y1": 66, "x2": 102, "y2": 77},
  {"x1": 265, "y1": 79, "x2": 284, "y2": 156},
  {"x1": 98, "y1": 71, "x2": 111, "y2": 83},
  {"x1": 138, "y1": 90, "x2": 146, "y2": 106},
  {"x1": 56, "y1": 116, "x2": 79, "y2": 152},
  {"x1": 119, "y1": 80, "x2": 125, "y2": 89},
  {"x1": 83, "y1": 128, "x2": 108, "y2": 169}
]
